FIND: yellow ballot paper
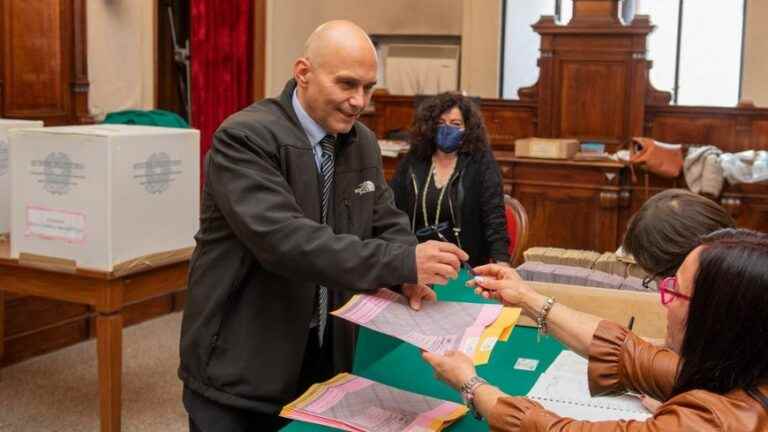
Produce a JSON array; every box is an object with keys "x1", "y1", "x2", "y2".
[
  {"x1": 332, "y1": 288, "x2": 520, "y2": 365},
  {"x1": 281, "y1": 373, "x2": 467, "y2": 431},
  {"x1": 473, "y1": 307, "x2": 521, "y2": 364}
]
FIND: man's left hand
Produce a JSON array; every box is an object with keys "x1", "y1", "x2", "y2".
[{"x1": 402, "y1": 283, "x2": 436, "y2": 310}]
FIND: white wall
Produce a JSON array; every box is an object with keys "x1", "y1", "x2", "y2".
[
  {"x1": 87, "y1": 0, "x2": 156, "y2": 119},
  {"x1": 264, "y1": 0, "x2": 466, "y2": 97}
]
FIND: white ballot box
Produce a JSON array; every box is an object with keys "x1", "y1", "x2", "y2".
[
  {"x1": 1, "y1": 119, "x2": 44, "y2": 234},
  {"x1": 9, "y1": 124, "x2": 200, "y2": 272}
]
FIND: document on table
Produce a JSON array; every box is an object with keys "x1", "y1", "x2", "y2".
[
  {"x1": 280, "y1": 373, "x2": 467, "y2": 432},
  {"x1": 527, "y1": 350, "x2": 651, "y2": 421},
  {"x1": 332, "y1": 288, "x2": 520, "y2": 365}
]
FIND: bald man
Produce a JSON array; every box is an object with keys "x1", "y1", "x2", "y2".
[{"x1": 178, "y1": 21, "x2": 468, "y2": 431}]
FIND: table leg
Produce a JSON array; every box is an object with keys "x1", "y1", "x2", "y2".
[
  {"x1": 0, "y1": 289, "x2": 4, "y2": 379},
  {"x1": 97, "y1": 312, "x2": 123, "y2": 432}
]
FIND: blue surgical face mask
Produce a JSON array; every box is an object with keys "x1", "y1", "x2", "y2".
[{"x1": 435, "y1": 124, "x2": 464, "y2": 153}]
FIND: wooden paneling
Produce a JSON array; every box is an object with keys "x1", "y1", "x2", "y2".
[
  {"x1": 558, "y1": 60, "x2": 627, "y2": 141},
  {"x1": 0, "y1": 0, "x2": 90, "y2": 124},
  {"x1": 156, "y1": 0, "x2": 184, "y2": 117},
  {"x1": 3, "y1": 0, "x2": 69, "y2": 119},
  {"x1": 369, "y1": 94, "x2": 416, "y2": 137},
  {"x1": 482, "y1": 102, "x2": 536, "y2": 151},
  {"x1": 5, "y1": 296, "x2": 88, "y2": 337},
  {"x1": 252, "y1": 0, "x2": 266, "y2": 101},
  {"x1": 650, "y1": 115, "x2": 738, "y2": 148},
  {"x1": 646, "y1": 105, "x2": 768, "y2": 152},
  {"x1": 3, "y1": 317, "x2": 89, "y2": 366},
  {"x1": 1, "y1": 293, "x2": 179, "y2": 367},
  {"x1": 499, "y1": 155, "x2": 625, "y2": 252},
  {"x1": 368, "y1": 93, "x2": 536, "y2": 152},
  {"x1": 754, "y1": 121, "x2": 768, "y2": 149}
]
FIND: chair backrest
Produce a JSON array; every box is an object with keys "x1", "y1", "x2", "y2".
[{"x1": 504, "y1": 195, "x2": 529, "y2": 266}]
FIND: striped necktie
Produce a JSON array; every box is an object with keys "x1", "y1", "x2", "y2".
[{"x1": 316, "y1": 134, "x2": 335, "y2": 345}]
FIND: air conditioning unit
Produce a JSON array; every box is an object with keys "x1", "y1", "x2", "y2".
[{"x1": 384, "y1": 44, "x2": 460, "y2": 95}]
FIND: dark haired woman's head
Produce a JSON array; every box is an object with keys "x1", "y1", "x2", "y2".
[
  {"x1": 622, "y1": 189, "x2": 735, "y2": 278},
  {"x1": 408, "y1": 92, "x2": 489, "y2": 160},
  {"x1": 667, "y1": 228, "x2": 768, "y2": 396}
]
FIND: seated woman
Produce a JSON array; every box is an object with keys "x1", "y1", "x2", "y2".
[
  {"x1": 622, "y1": 188, "x2": 735, "y2": 286},
  {"x1": 423, "y1": 228, "x2": 768, "y2": 431},
  {"x1": 389, "y1": 93, "x2": 509, "y2": 267}
]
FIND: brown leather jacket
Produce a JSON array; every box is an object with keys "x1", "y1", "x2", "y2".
[{"x1": 487, "y1": 321, "x2": 768, "y2": 431}]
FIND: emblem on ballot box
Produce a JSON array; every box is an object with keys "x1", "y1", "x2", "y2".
[
  {"x1": 30, "y1": 152, "x2": 85, "y2": 196},
  {"x1": 133, "y1": 152, "x2": 183, "y2": 195}
]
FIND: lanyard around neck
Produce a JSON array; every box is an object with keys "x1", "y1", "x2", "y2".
[{"x1": 422, "y1": 160, "x2": 450, "y2": 230}]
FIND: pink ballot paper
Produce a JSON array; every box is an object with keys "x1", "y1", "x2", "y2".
[
  {"x1": 332, "y1": 289, "x2": 520, "y2": 365},
  {"x1": 281, "y1": 373, "x2": 467, "y2": 431}
]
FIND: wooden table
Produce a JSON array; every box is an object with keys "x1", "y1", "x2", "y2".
[{"x1": 0, "y1": 242, "x2": 190, "y2": 432}]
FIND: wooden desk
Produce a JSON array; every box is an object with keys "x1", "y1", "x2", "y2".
[
  {"x1": 0, "y1": 242, "x2": 189, "y2": 432},
  {"x1": 496, "y1": 153, "x2": 628, "y2": 252}
]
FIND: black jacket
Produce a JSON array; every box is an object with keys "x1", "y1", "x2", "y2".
[
  {"x1": 389, "y1": 149, "x2": 509, "y2": 267},
  {"x1": 178, "y1": 80, "x2": 417, "y2": 413}
]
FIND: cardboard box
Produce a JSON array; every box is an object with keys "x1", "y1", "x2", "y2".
[
  {"x1": 515, "y1": 138, "x2": 580, "y2": 159},
  {"x1": 1, "y1": 119, "x2": 44, "y2": 234},
  {"x1": 9, "y1": 125, "x2": 200, "y2": 271}
]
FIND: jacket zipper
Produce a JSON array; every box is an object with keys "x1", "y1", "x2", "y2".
[
  {"x1": 344, "y1": 198, "x2": 352, "y2": 230},
  {"x1": 410, "y1": 172, "x2": 419, "y2": 233},
  {"x1": 203, "y1": 254, "x2": 249, "y2": 383}
]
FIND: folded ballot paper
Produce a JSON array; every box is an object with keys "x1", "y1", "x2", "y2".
[
  {"x1": 332, "y1": 288, "x2": 520, "y2": 365},
  {"x1": 281, "y1": 373, "x2": 467, "y2": 431}
]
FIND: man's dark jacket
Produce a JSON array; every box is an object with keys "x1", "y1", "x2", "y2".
[
  {"x1": 179, "y1": 80, "x2": 417, "y2": 414},
  {"x1": 389, "y1": 149, "x2": 509, "y2": 267}
]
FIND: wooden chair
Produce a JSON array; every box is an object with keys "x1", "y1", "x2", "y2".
[{"x1": 504, "y1": 195, "x2": 529, "y2": 266}]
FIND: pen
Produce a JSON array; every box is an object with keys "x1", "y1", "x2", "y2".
[
  {"x1": 627, "y1": 316, "x2": 635, "y2": 331},
  {"x1": 461, "y1": 261, "x2": 475, "y2": 277}
]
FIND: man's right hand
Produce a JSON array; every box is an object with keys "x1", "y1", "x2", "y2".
[{"x1": 415, "y1": 241, "x2": 469, "y2": 286}]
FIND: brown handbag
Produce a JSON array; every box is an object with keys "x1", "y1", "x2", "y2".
[{"x1": 629, "y1": 137, "x2": 684, "y2": 180}]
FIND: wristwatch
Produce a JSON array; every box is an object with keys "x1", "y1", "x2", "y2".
[{"x1": 459, "y1": 375, "x2": 488, "y2": 419}]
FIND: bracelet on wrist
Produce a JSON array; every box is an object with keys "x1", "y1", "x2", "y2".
[
  {"x1": 536, "y1": 297, "x2": 556, "y2": 342},
  {"x1": 459, "y1": 375, "x2": 488, "y2": 419}
]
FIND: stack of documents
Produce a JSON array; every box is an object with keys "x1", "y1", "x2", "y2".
[
  {"x1": 281, "y1": 373, "x2": 467, "y2": 431},
  {"x1": 332, "y1": 289, "x2": 520, "y2": 364},
  {"x1": 527, "y1": 351, "x2": 651, "y2": 421}
]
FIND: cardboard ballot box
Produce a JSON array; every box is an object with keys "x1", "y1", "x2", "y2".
[
  {"x1": 1, "y1": 119, "x2": 45, "y2": 234},
  {"x1": 9, "y1": 125, "x2": 199, "y2": 272},
  {"x1": 515, "y1": 137, "x2": 580, "y2": 160}
]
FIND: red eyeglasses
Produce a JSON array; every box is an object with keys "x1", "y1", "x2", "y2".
[{"x1": 659, "y1": 277, "x2": 691, "y2": 305}]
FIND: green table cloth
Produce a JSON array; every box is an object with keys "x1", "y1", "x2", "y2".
[{"x1": 282, "y1": 271, "x2": 564, "y2": 431}]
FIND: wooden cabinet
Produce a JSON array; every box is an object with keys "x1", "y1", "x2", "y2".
[
  {"x1": 497, "y1": 154, "x2": 626, "y2": 252},
  {"x1": 0, "y1": 0, "x2": 90, "y2": 124}
]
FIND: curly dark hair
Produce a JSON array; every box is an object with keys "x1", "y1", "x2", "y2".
[{"x1": 408, "y1": 93, "x2": 490, "y2": 160}]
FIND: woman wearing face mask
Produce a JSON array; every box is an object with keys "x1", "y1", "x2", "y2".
[
  {"x1": 389, "y1": 93, "x2": 510, "y2": 267},
  {"x1": 423, "y1": 228, "x2": 768, "y2": 431}
]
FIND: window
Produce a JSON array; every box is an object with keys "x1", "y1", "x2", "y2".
[
  {"x1": 500, "y1": 0, "x2": 556, "y2": 99},
  {"x1": 501, "y1": 0, "x2": 747, "y2": 106}
]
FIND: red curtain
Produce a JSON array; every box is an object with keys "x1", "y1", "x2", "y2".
[{"x1": 191, "y1": 0, "x2": 253, "y2": 185}]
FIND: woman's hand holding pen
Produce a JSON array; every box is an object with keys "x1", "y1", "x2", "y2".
[{"x1": 465, "y1": 264, "x2": 540, "y2": 310}]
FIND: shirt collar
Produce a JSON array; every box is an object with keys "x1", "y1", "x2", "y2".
[{"x1": 292, "y1": 88, "x2": 330, "y2": 146}]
